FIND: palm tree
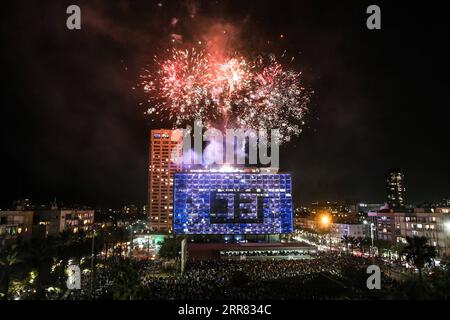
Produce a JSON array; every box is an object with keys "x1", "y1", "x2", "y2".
[
  {"x1": 374, "y1": 239, "x2": 391, "y2": 259},
  {"x1": 348, "y1": 236, "x2": 358, "y2": 255},
  {"x1": 390, "y1": 242, "x2": 404, "y2": 262},
  {"x1": 356, "y1": 237, "x2": 370, "y2": 254},
  {"x1": 401, "y1": 236, "x2": 437, "y2": 281},
  {"x1": 0, "y1": 245, "x2": 22, "y2": 299},
  {"x1": 374, "y1": 239, "x2": 391, "y2": 257},
  {"x1": 159, "y1": 237, "x2": 181, "y2": 259},
  {"x1": 341, "y1": 236, "x2": 357, "y2": 255},
  {"x1": 110, "y1": 259, "x2": 144, "y2": 299},
  {"x1": 114, "y1": 227, "x2": 129, "y2": 256},
  {"x1": 102, "y1": 227, "x2": 128, "y2": 257},
  {"x1": 22, "y1": 238, "x2": 56, "y2": 299},
  {"x1": 341, "y1": 235, "x2": 351, "y2": 254},
  {"x1": 56, "y1": 230, "x2": 77, "y2": 267}
]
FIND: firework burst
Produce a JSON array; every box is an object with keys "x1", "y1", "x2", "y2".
[
  {"x1": 139, "y1": 47, "x2": 311, "y2": 142},
  {"x1": 235, "y1": 55, "x2": 310, "y2": 140},
  {"x1": 140, "y1": 48, "x2": 218, "y2": 126}
]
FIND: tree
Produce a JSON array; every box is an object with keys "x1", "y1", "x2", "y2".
[
  {"x1": 348, "y1": 236, "x2": 358, "y2": 254},
  {"x1": 390, "y1": 242, "x2": 404, "y2": 262},
  {"x1": 341, "y1": 235, "x2": 357, "y2": 255},
  {"x1": 113, "y1": 227, "x2": 129, "y2": 256},
  {"x1": 110, "y1": 259, "x2": 144, "y2": 299},
  {"x1": 0, "y1": 245, "x2": 22, "y2": 299},
  {"x1": 56, "y1": 229, "x2": 101, "y2": 269},
  {"x1": 356, "y1": 237, "x2": 370, "y2": 254},
  {"x1": 341, "y1": 235, "x2": 351, "y2": 254},
  {"x1": 55, "y1": 230, "x2": 77, "y2": 267},
  {"x1": 22, "y1": 238, "x2": 56, "y2": 299},
  {"x1": 374, "y1": 239, "x2": 391, "y2": 259},
  {"x1": 103, "y1": 227, "x2": 128, "y2": 257},
  {"x1": 158, "y1": 237, "x2": 181, "y2": 259},
  {"x1": 401, "y1": 236, "x2": 437, "y2": 281}
]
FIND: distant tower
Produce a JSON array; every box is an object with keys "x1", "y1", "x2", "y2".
[
  {"x1": 148, "y1": 129, "x2": 182, "y2": 232},
  {"x1": 386, "y1": 169, "x2": 406, "y2": 209},
  {"x1": 51, "y1": 197, "x2": 58, "y2": 210}
]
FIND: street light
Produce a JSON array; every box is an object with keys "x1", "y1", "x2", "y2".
[
  {"x1": 90, "y1": 226, "x2": 98, "y2": 299},
  {"x1": 320, "y1": 214, "x2": 331, "y2": 228},
  {"x1": 318, "y1": 212, "x2": 332, "y2": 251},
  {"x1": 363, "y1": 220, "x2": 375, "y2": 257}
]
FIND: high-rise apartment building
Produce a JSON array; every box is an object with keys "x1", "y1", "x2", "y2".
[
  {"x1": 148, "y1": 129, "x2": 182, "y2": 232},
  {"x1": 386, "y1": 169, "x2": 406, "y2": 209},
  {"x1": 368, "y1": 207, "x2": 450, "y2": 257}
]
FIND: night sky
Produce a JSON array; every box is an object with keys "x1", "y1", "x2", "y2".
[{"x1": 1, "y1": 0, "x2": 449, "y2": 208}]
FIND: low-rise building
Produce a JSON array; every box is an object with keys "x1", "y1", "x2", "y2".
[
  {"x1": 0, "y1": 209, "x2": 95, "y2": 246},
  {"x1": 34, "y1": 209, "x2": 95, "y2": 236},
  {"x1": 295, "y1": 216, "x2": 366, "y2": 243},
  {"x1": 331, "y1": 223, "x2": 366, "y2": 239},
  {"x1": 300, "y1": 202, "x2": 359, "y2": 223},
  {"x1": 0, "y1": 211, "x2": 34, "y2": 246}
]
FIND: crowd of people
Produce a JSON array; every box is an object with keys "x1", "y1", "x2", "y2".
[
  {"x1": 139, "y1": 252, "x2": 394, "y2": 299},
  {"x1": 64, "y1": 251, "x2": 399, "y2": 300}
]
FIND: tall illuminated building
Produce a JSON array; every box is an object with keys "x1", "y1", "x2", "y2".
[
  {"x1": 173, "y1": 170, "x2": 293, "y2": 235},
  {"x1": 386, "y1": 169, "x2": 406, "y2": 209},
  {"x1": 148, "y1": 129, "x2": 182, "y2": 232}
]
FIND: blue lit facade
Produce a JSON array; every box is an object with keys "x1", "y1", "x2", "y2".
[{"x1": 173, "y1": 173, "x2": 293, "y2": 234}]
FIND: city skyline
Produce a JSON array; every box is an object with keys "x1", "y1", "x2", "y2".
[
  {"x1": 1, "y1": 1, "x2": 449, "y2": 207},
  {"x1": 1, "y1": 0, "x2": 450, "y2": 305}
]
